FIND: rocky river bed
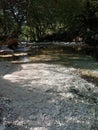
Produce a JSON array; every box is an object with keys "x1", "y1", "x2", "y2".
[{"x1": 0, "y1": 57, "x2": 98, "y2": 130}]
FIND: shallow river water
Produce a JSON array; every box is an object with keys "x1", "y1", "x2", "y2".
[{"x1": 0, "y1": 43, "x2": 98, "y2": 130}]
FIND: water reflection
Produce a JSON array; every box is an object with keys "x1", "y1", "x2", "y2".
[
  {"x1": 19, "y1": 56, "x2": 30, "y2": 62},
  {"x1": 0, "y1": 54, "x2": 30, "y2": 63}
]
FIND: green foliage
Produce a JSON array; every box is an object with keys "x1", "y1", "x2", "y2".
[{"x1": 0, "y1": 0, "x2": 98, "y2": 41}]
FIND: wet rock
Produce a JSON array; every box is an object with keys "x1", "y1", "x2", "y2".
[
  {"x1": 93, "y1": 88, "x2": 98, "y2": 96},
  {"x1": 5, "y1": 121, "x2": 13, "y2": 127},
  {"x1": 0, "y1": 63, "x2": 97, "y2": 129},
  {"x1": 30, "y1": 127, "x2": 47, "y2": 130},
  {"x1": 69, "y1": 88, "x2": 79, "y2": 94},
  {"x1": 0, "y1": 96, "x2": 17, "y2": 130},
  {"x1": 0, "y1": 108, "x2": 3, "y2": 123},
  {"x1": 29, "y1": 115, "x2": 37, "y2": 121},
  {"x1": 0, "y1": 125, "x2": 5, "y2": 130}
]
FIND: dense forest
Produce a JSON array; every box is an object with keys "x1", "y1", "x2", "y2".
[{"x1": 0, "y1": 0, "x2": 98, "y2": 42}]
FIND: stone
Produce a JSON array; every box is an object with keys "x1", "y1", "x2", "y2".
[
  {"x1": 30, "y1": 127, "x2": 47, "y2": 130},
  {"x1": 0, "y1": 125, "x2": 5, "y2": 130}
]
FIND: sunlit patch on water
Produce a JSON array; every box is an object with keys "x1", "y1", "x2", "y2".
[
  {"x1": 30, "y1": 127, "x2": 47, "y2": 130},
  {"x1": 19, "y1": 56, "x2": 30, "y2": 62}
]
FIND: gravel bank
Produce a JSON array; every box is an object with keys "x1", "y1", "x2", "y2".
[{"x1": 0, "y1": 61, "x2": 98, "y2": 130}]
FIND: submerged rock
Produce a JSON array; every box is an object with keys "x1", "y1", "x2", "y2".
[{"x1": 0, "y1": 125, "x2": 5, "y2": 130}]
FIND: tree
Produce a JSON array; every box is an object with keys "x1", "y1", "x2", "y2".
[{"x1": 0, "y1": 0, "x2": 98, "y2": 42}]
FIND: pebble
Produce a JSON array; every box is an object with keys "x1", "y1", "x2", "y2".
[
  {"x1": 0, "y1": 62, "x2": 98, "y2": 130},
  {"x1": 30, "y1": 127, "x2": 47, "y2": 130},
  {"x1": 0, "y1": 125, "x2": 5, "y2": 130}
]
